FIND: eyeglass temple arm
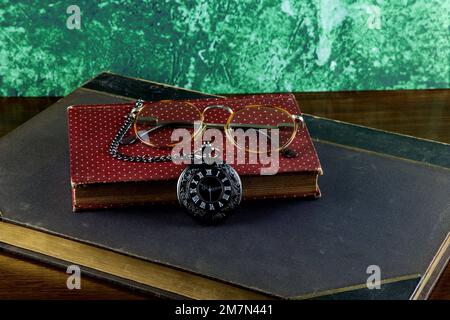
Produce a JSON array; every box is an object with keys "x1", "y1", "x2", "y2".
[
  {"x1": 120, "y1": 116, "x2": 304, "y2": 145},
  {"x1": 119, "y1": 124, "x2": 167, "y2": 145},
  {"x1": 137, "y1": 117, "x2": 303, "y2": 129}
]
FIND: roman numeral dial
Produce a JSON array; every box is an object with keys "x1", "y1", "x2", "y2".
[
  {"x1": 177, "y1": 164, "x2": 242, "y2": 223},
  {"x1": 187, "y1": 167, "x2": 233, "y2": 211}
]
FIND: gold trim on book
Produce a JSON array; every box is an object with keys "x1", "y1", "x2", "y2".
[
  {"x1": 411, "y1": 232, "x2": 450, "y2": 300},
  {"x1": 0, "y1": 222, "x2": 270, "y2": 300},
  {"x1": 292, "y1": 274, "x2": 420, "y2": 300}
]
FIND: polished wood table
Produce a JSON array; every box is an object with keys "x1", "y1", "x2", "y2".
[{"x1": 1, "y1": 90, "x2": 449, "y2": 299}]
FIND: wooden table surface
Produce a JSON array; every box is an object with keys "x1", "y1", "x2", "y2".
[{"x1": 0, "y1": 90, "x2": 449, "y2": 299}]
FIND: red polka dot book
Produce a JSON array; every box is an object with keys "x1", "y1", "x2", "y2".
[{"x1": 68, "y1": 94, "x2": 322, "y2": 211}]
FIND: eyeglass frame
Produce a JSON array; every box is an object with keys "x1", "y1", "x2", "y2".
[{"x1": 124, "y1": 100, "x2": 305, "y2": 153}]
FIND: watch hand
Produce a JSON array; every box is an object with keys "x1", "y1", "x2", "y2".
[{"x1": 208, "y1": 187, "x2": 212, "y2": 202}]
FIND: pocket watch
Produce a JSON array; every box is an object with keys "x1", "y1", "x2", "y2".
[{"x1": 177, "y1": 156, "x2": 242, "y2": 224}]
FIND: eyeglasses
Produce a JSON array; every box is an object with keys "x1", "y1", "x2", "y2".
[{"x1": 120, "y1": 100, "x2": 304, "y2": 154}]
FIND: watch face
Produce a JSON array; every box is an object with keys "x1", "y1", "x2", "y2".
[{"x1": 177, "y1": 164, "x2": 242, "y2": 224}]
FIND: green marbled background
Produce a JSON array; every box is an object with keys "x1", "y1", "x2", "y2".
[{"x1": 0, "y1": 0, "x2": 448, "y2": 96}]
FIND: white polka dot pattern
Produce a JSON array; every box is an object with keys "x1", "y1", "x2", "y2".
[{"x1": 67, "y1": 94, "x2": 322, "y2": 185}]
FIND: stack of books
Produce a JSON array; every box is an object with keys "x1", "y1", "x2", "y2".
[{"x1": 1, "y1": 72, "x2": 449, "y2": 299}]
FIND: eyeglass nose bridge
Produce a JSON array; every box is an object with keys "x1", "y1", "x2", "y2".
[{"x1": 202, "y1": 104, "x2": 234, "y2": 117}]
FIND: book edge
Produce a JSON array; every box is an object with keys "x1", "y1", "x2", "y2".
[
  {"x1": 0, "y1": 220, "x2": 425, "y2": 300},
  {"x1": 410, "y1": 232, "x2": 450, "y2": 300},
  {"x1": 0, "y1": 221, "x2": 274, "y2": 300}
]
